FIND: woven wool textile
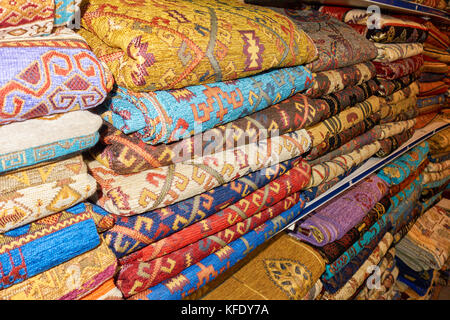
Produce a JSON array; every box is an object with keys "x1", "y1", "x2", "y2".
[
  {"x1": 307, "y1": 95, "x2": 380, "y2": 148},
  {"x1": 88, "y1": 128, "x2": 311, "y2": 216},
  {"x1": 0, "y1": 111, "x2": 102, "y2": 173},
  {"x1": 0, "y1": 240, "x2": 116, "y2": 300},
  {"x1": 304, "y1": 112, "x2": 380, "y2": 161},
  {"x1": 373, "y1": 43, "x2": 424, "y2": 63},
  {"x1": 424, "y1": 21, "x2": 450, "y2": 49},
  {"x1": 94, "y1": 81, "x2": 377, "y2": 174},
  {"x1": 0, "y1": 205, "x2": 100, "y2": 290},
  {"x1": 0, "y1": 0, "x2": 54, "y2": 39},
  {"x1": 117, "y1": 192, "x2": 303, "y2": 297},
  {"x1": 373, "y1": 54, "x2": 424, "y2": 80},
  {"x1": 375, "y1": 70, "x2": 421, "y2": 96},
  {"x1": 0, "y1": 172, "x2": 97, "y2": 232},
  {"x1": 103, "y1": 157, "x2": 299, "y2": 259},
  {"x1": 294, "y1": 175, "x2": 389, "y2": 247},
  {"x1": 118, "y1": 159, "x2": 311, "y2": 267},
  {"x1": 419, "y1": 72, "x2": 446, "y2": 83},
  {"x1": 128, "y1": 196, "x2": 308, "y2": 300},
  {"x1": 321, "y1": 222, "x2": 389, "y2": 293},
  {"x1": 321, "y1": 232, "x2": 393, "y2": 300},
  {"x1": 81, "y1": 279, "x2": 124, "y2": 300},
  {"x1": 79, "y1": 0, "x2": 317, "y2": 92},
  {"x1": 305, "y1": 141, "x2": 381, "y2": 189},
  {"x1": 0, "y1": 29, "x2": 109, "y2": 125},
  {"x1": 418, "y1": 81, "x2": 448, "y2": 97},
  {"x1": 103, "y1": 65, "x2": 313, "y2": 145},
  {"x1": 384, "y1": 81, "x2": 419, "y2": 104},
  {"x1": 55, "y1": 0, "x2": 81, "y2": 27},
  {"x1": 375, "y1": 128, "x2": 415, "y2": 157},
  {"x1": 199, "y1": 233, "x2": 325, "y2": 300},
  {"x1": 305, "y1": 62, "x2": 376, "y2": 98},
  {"x1": 271, "y1": 8, "x2": 377, "y2": 73},
  {"x1": 0, "y1": 155, "x2": 85, "y2": 194},
  {"x1": 314, "y1": 195, "x2": 391, "y2": 264}
]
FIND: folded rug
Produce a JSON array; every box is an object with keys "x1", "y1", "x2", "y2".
[
  {"x1": 0, "y1": 28, "x2": 109, "y2": 125},
  {"x1": 128, "y1": 194, "x2": 308, "y2": 300},
  {"x1": 118, "y1": 159, "x2": 311, "y2": 267},
  {"x1": 422, "y1": 57, "x2": 448, "y2": 73},
  {"x1": 305, "y1": 61, "x2": 376, "y2": 98},
  {"x1": 374, "y1": 118, "x2": 417, "y2": 141},
  {"x1": 376, "y1": 141, "x2": 429, "y2": 187},
  {"x1": 88, "y1": 127, "x2": 311, "y2": 216},
  {"x1": 424, "y1": 44, "x2": 450, "y2": 63},
  {"x1": 305, "y1": 111, "x2": 380, "y2": 161},
  {"x1": 373, "y1": 54, "x2": 424, "y2": 80},
  {"x1": 354, "y1": 247, "x2": 398, "y2": 300},
  {"x1": 79, "y1": 0, "x2": 317, "y2": 92},
  {"x1": 270, "y1": 8, "x2": 377, "y2": 73},
  {"x1": 396, "y1": 203, "x2": 450, "y2": 271},
  {"x1": 380, "y1": 96, "x2": 417, "y2": 121},
  {"x1": 424, "y1": 159, "x2": 450, "y2": 173},
  {"x1": 0, "y1": 111, "x2": 102, "y2": 173},
  {"x1": 387, "y1": 158, "x2": 429, "y2": 197},
  {"x1": 428, "y1": 151, "x2": 450, "y2": 163},
  {"x1": 424, "y1": 21, "x2": 450, "y2": 50},
  {"x1": 117, "y1": 192, "x2": 304, "y2": 297},
  {"x1": 375, "y1": 70, "x2": 421, "y2": 96},
  {"x1": 308, "y1": 124, "x2": 380, "y2": 166},
  {"x1": 373, "y1": 43, "x2": 424, "y2": 63},
  {"x1": 423, "y1": 168, "x2": 450, "y2": 184},
  {"x1": 0, "y1": 0, "x2": 54, "y2": 39},
  {"x1": 375, "y1": 128, "x2": 415, "y2": 157},
  {"x1": 427, "y1": 127, "x2": 450, "y2": 153},
  {"x1": 418, "y1": 104, "x2": 445, "y2": 116},
  {"x1": 321, "y1": 232, "x2": 393, "y2": 300},
  {"x1": 0, "y1": 240, "x2": 116, "y2": 300},
  {"x1": 81, "y1": 278, "x2": 123, "y2": 300},
  {"x1": 0, "y1": 204, "x2": 100, "y2": 290},
  {"x1": 102, "y1": 157, "x2": 299, "y2": 259},
  {"x1": 321, "y1": 221, "x2": 389, "y2": 293},
  {"x1": 418, "y1": 81, "x2": 448, "y2": 97},
  {"x1": 417, "y1": 94, "x2": 447, "y2": 109},
  {"x1": 419, "y1": 72, "x2": 446, "y2": 83},
  {"x1": 102, "y1": 65, "x2": 313, "y2": 145},
  {"x1": 384, "y1": 81, "x2": 419, "y2": 104},
  {"x1": 94, "y1": 81, "x2": 377, "y2": 174},
  {"x1": 306, "y1": 141, "x2": 382, "y2": 189},
  {"x1": 307, "y1": 95, "x2": 380, "y2": 148},
  {"x1": 395, "y1": 257, "x2": 435, "y2": 296},
  {"x1": 421, "y1": 179, "x2": 449, "y2": 202},
  {"x1": 196, "y1": 233, "x2": 325, "y2": 300},
  {"x1": 0, "y1": 171, "x2": 97, "y2": 232},
  {"x1": 339, "y1": 9, "x2": 428, "y2": 43},
  {"x1": 313, "y1": 195, "x2": 391, "y2": 264},
  {"x1": 320, "y1": 210, "x2": 390, "y2": 281},
  {"x1": 0, "y1": 155, "x2": 85, "y2": 194},
  {"x1": 293, "y1": 174, "x2": 389, "y2": 247}
]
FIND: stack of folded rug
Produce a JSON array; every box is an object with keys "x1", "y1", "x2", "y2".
[
  {"x1": 79, "y1": 0, "x2": 321, "y2": 300},
  {"x1": 0, "y1": 1, "x2": 120, "y2": 300}
]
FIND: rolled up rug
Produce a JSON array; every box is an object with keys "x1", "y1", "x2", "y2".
[
  {"x1": 117, "y1": 159, "x2": 311, "y2": 266},
  {"x1": 0, "y1": 203, "x2": 101, "y2": 290},
  {"x1": 423, "y1": 21, "x2": 450, "y2": 50},
  {"x1": 103, "y1": 157, "x2": 299, "y2": 259},
  {"x1": 0, "y1": 240, "x2": 117, "y2": 300},
  {"x1": 373, "y1": 54, "x2": 424, "y2": 80},
  {"x1": 375, "y1": 127, "x2": 415, "y2": 157},
  {"x1": 269, "y1": 8, "x2": 377, "y2": 73},
  {"x1": 101, "y1": 65, "x2": 314, "y2": 145},
  {"x1": 88, "y1": 127, "x2": 311, "y2": 216},
  {"x1": 380, "y1": 96, "x2": 417, "y2": 122},
  {"x1": 128, "y1": 195, "x2": 309, "y2": 300},
  {"x1": 293, "y1": 174, "x2": 389, "y2": 247},
  {"x1": 312, "y1": 195, "x2": 391, "y2": 264},
  {"x1": 79, "y1": 0, "x2": 317, "y2": 92},
  {"x1": 0, "y1": 28, "x2": 110, "y2": 125},
  {"x1": 305, "y1": 62, "x2": 376, "y2": 98},
  {"x1": 197, "y1": 233, "x2": 325, "y2": 300},
  {"x1": 0, "y1": 110, "x2": 102, "y2": 173},
  {"x1": 373, "y1": 43, "x2": 424, "y2": 63}
]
